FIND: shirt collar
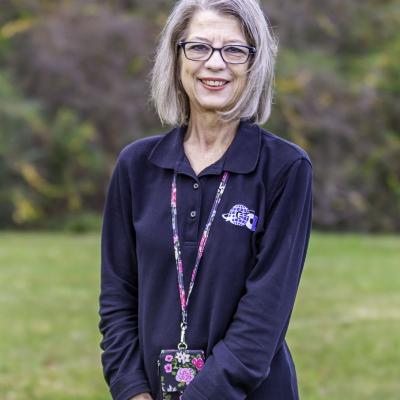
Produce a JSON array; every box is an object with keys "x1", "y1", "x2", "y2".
[{"x1": 147, "y1": 120, "x2": 261, "y2": 176}]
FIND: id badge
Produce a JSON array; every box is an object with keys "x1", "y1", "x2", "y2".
[{"x1": 157, "y1": 349, "x2": 205, "y2": 398}]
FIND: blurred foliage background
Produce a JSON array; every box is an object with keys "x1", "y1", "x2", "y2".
[
  {"x1": 0, "y1": 0, "x2": 399, "y2": 232},
  {"x1": 1, "y1": 2, "x2": 399, "y2": 400}
]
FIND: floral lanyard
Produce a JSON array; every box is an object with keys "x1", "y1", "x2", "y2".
[{"x1": 171, "y1": 170, "x2": 229, "y2": 350}]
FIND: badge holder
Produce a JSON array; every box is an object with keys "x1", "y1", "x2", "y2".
[{"x1": 158, "y1": 323, "x2": 205, "y2": 399}]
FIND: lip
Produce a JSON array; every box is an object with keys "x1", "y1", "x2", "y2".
[{"x1": 198, "y1": 77, "x2": 230, "y2": 91}]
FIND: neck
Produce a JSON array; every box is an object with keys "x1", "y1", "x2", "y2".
[{"x1": 184, "y1": 112, "x2": 240, "y2": 152}]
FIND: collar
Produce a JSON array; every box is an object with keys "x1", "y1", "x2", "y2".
[{"x1": 147, "y1": 120, "x2": 261, "y2": 177}]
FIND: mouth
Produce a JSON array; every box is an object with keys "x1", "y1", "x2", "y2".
[{"x1": 198, "y1": 78, "x2": 229, "y2": 90}]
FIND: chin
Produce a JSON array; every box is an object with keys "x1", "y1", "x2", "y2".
[
  {"x1": 197, "y1": 97, "x2": 233, "y2": 112},
  {"x1": 202, "y1": 102, "x2": 228, "y2": 110}
]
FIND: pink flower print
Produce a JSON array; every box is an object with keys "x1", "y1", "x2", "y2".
[
  {"x1": 179, "y1": 288, "x2": 186, "y2": 306},
  {"x1": 165, "y1": 354, "x2": 173, "y2": 362},
  {"x1": 164, "y1": 363, "x2": 172, "y2": 373},
  {"x1": 198, "y1": 235, "x2": 206, "y2": 253},
  {"x1": 191, "y1": 357, "x2": 204, "y2": 371},
  {"x1": 175, "y1": 367, "x2": 195, "y2": 384}
]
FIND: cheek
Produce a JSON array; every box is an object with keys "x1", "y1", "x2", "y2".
[
  {"x1": 179, "y1": 70, "x2": 191, "y2": 97},
  {"x1": 180, "y1": 64, "x2": 198, "y2": 92},
  {"x1": 232, "y1": 73, "x2": 248, "y2": 96},
  {"x1": 238, "y1": 69, "x2": 248, "y2": 86}
]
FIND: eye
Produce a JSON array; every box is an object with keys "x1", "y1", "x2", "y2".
[
  {"x1": 224, "y1": 46, "x2": 247, "y2": 55},
  {"x1": 187, "y1": 43, "x2": 210, "y2": 52}
]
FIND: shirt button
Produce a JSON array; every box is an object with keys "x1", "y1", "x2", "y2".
[
  {"x1": 190, "y1": 210, "x2": 196, "y2": 218},
  {"x1": 193, "y1": 183, "x2": 199, "y2": 190}
]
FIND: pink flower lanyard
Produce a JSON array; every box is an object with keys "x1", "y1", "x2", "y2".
[{"x1": 171, "y1": 170, "x2": 229, "y2": 350}]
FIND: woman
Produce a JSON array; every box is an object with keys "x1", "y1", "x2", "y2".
[{"x1": 99, "y1": 1, "x2": 313, "y2": 400}]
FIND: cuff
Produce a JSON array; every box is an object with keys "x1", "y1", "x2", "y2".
[
  {"x1": 181, "y1": 382, "x2": 209, "y2": 400},
  {"x1": 110, "y1": 370, "x2": 151, "y2": 400}
]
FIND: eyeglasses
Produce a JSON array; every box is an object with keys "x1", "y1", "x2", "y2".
[{"x1": 178, "y1": 41, "x2": 256, "y2": 64}]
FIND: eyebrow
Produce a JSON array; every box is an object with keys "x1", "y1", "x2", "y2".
[{"x1": 188, "y1": 36, "x2": 247, "y2": 45}]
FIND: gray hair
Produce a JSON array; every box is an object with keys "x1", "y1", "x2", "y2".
[{"x1": 150, "y1": 0, "x2": 278, "y2": 125}]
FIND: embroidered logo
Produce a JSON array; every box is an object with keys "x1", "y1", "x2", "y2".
[{"x1": 222, "y1": 204, "x2": 258, "y2": 232}]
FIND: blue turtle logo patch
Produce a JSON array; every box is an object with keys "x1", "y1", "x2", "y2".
[{"x1": 222, "y1": 204, "x2": 258, "y2": 232}]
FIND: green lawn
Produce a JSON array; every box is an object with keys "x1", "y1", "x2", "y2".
[{"x1": 0, "y1": 231, "x2": 399, "y2": 400}]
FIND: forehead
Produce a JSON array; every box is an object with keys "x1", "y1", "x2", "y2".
[{"x1": 186, "y1": 9, "x2": 246, "y2": 43}]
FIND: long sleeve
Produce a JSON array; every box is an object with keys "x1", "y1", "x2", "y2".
[
  {"x1": 98, "y1": 152, "x2": 151, "y2": 400},
  {"x1": 182, "y1": 157, "x2": 313, "y2": 400}
]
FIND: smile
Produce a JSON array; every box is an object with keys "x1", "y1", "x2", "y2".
[
  {"x1": 198, "y1": 78, "x2": 229, "y2": 90},
  {"x1": 201, "y1": 79, "x2": 228, "y2": 86}
]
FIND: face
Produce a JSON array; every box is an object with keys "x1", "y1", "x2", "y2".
[{"x1": 179, "y1": 10, "x2": 250, "y2": 117}]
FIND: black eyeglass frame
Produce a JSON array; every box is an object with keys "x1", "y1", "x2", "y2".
[{"x1": 178, "y1": 41, "x2": 257, "y2": 64}]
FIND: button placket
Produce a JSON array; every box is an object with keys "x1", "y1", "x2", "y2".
[{"x1": 182, "y1": 177, "x2": 201, "y2": 243}]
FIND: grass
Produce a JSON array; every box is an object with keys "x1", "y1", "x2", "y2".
[
  {"x1": 0, "y1": 231, "x2": 399, "y2": 400},
  {"x1": 290, "y1": 232, "x2": 400, "y2": 400}
]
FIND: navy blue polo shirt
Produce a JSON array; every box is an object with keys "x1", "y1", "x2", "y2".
[{"x1": 98, "y1": 120, "x2": 313, "y2": 400}]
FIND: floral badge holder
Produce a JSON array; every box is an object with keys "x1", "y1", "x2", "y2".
[{"x1": 158, "y1": 348, "x2": 205, "y2": 399}]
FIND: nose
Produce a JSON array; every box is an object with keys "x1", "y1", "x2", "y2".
[{"x1": 204, "y1": 49, "x2": 226, "y2": 69}]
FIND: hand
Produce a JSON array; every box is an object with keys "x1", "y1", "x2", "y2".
[{"x1": 129, "y1": 393, "x2": 153, "y2": 400}]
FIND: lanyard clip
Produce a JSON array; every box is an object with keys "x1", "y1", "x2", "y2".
[{"x1": 178, "y1": 322, "x2": 188, "y2": 350}]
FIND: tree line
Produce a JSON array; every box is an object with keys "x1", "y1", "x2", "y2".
[{"x1": 0, "y1": 0, "x2": 399, "y2": 231}]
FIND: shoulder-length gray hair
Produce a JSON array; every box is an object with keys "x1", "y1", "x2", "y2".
[{"x1": 150, "y1": 0, "x2": 278, "y2": 126}]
